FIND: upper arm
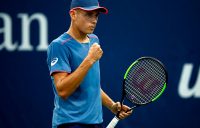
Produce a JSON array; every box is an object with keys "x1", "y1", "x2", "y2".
[{"x1": 47, "y1": 42, "x2": 72, "y2": 75}]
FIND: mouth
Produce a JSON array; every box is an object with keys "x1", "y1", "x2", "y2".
[
  {"x1": 89, "y1": 25, "x2": 96, "y2": 29},
  {"x1": 90, "y1": 27, "x2": 95, "y2": 30},
  {"x1": 88, "y1": 28, "x2": 95, "y2": 32}
]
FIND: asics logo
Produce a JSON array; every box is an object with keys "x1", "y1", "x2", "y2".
[{"x1": 51, "y1": 57, "x2": 58, "y2": 66}]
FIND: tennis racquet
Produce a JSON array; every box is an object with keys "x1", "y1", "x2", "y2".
[{"x1": 106, "y1": 57, "x2": 168, "y2": 128}]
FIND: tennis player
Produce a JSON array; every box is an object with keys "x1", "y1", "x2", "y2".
[{"x1": 47, "y1": 0, "x2": 132, "y2": 127}]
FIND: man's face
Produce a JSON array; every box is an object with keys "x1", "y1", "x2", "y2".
[{"x1": 72, "y1": 9, "x2": 100, "y2": 34}]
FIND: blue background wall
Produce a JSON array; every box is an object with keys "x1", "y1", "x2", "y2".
[{"x1": 0, "y1": 0, "x2": 200, "y2": 128}]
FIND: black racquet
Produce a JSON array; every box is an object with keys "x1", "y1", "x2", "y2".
[{"x1": 106, "y1": 57, "x2": 168, "y2": 128}]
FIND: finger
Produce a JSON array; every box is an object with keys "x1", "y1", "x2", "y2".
[
  {"x1": 92, "y1": 42, "x2": 98, "y2": 46},
  {"x1": 97, "y1": 47, "x2": 102, "y2": 52},
  {"x1": 122, "y1": 104, "x2": 130, "y2": 109},
  {"x1": 90, "y1": 43, "x2": 98, "y2": 49},
  {"x1": 93, "y1": 43, "x2": 101, "y2": 48},
  {"x1": 119, "y1": 112, "x2": 131, "y2": 119},
  {"x1": 119, "y1": 115, "x2": 123, "y2": 119},
  {"x1": 119, "y1": 113, "x2": 128, "y2": 119},
  {"x1": 125, "y1": 108, "x2": 133, "y2": 113},
  {"x1": 122, "y1": 111, "x2": 130, "y2": 116},
  {"x1": 122, "y1": 105, "x2": 131, "y2": 111},
  {"x1": 126, "y1": 110, "x2": 133, "y2": 114},
  {"x1": 94, "y1": 45, "x2": 102, "y2": 51}
]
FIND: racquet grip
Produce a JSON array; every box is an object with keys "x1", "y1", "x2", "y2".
[{"x1": 106, "y1": 116, "x2": 120, "y2": 128}]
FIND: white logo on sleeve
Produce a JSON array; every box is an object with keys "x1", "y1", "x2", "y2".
[{"x1": 51, "y1": 57, "x2": 58, "y2": 66}]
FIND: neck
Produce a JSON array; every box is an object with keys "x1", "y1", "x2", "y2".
[{"x1": 67, "y1": 24, "x2": 89, "y2": 43}]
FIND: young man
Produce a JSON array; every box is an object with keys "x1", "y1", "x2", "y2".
[{"x1": 47, "y1": 0, "x2": 132, "y2": 127}]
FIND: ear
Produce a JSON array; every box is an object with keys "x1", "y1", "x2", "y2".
[{"x1": 69, "y1": 9, "x2": 77, "y2": 20}]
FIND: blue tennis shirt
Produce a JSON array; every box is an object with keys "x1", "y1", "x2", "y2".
[{"x1": 47, "y1": 33, "x2": 103, "y2": 127}]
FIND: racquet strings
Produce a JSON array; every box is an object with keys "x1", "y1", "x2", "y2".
[{"x1": 125, "y1": 58, "x2": 167, "y2": 105}]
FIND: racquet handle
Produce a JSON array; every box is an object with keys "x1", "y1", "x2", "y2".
[
  {"x1": 126, "y1": 106, "x2": 136, "y2": 112},
  {"x1": 106, "y1": 116, "x2": 120, "y2": 128}
]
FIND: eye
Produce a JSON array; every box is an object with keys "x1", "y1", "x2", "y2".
[
  {"x1": 85, "y1": 12, "x2": 94, "y2": 17},
  {"x1": 95, "y1": 13, "x2": 100, "y2": 17}
]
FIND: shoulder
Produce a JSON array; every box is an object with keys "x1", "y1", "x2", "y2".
[
  {"x1": 48, "y1": 33, "x2": 72, "y2": 49},
  {"x1": 88, "y1": 34, "x2": 100, "y2": 45},
  {"x1": 88, "y1": 34, "x2": 99, "y2": 40}
]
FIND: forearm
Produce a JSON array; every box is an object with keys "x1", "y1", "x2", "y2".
[
  {"x1": 57, "y1": 58, "x2": 94, "y2": 99},
  {"x1": 101, "y1": 89, "x2": 115, "y2": 110}
]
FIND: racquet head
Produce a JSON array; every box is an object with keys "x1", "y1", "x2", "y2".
[{"x1": 122, "y1": 57, "x2": 167, "y2": 106}]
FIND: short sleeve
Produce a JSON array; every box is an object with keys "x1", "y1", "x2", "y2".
[
  {"x1": 47, "y1": 42, "x2": 71, "y2": 75},
  {"x1": 88, "y1": 34, "x2": 100, "y2": 45}
]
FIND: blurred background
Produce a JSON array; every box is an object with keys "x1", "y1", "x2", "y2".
[{"x1": 0, "y1": 0, "x2": 200, "y2": 128}]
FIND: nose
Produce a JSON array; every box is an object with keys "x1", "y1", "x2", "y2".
[
  {"x1": 91, "y1": 16, "x2": 98, "y2": 24},
  {"x1": 93, "y1": 18, "x2": 98, "y2": 24}
]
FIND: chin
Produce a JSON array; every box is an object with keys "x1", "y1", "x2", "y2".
[
  {"x1": 82, "y1": 29, "x2": 95, "y2": 34},
  {"x1": 86, "y1": 31, "x2": 94, "y2": 34}
]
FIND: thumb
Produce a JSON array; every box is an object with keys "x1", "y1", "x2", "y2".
[
  {"x1": 91, "y1": 42, "x2": 98, "y2": 47},
  {"x1": 116, "y1": 102, "x2": 121, "y2": 111}
]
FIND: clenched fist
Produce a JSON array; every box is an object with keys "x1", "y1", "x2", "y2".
[{"x1": 86, "y1": 43, "x2": 103, "y2": 63}]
